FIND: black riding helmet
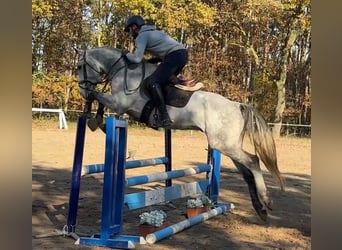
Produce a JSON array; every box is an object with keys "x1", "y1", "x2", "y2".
[{"x1": 124, "y1": 15, "x2": 145, "y2": 32}]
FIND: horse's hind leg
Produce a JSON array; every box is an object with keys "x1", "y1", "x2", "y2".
[
  {"x1": 232, "y1": 159, "x2": 266, "y2": 220},
  {"x1": 229, "y1": 149, "x2": 272, "y2": 221}
]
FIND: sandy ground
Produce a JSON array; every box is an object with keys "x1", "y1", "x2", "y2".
[{"x1": 32, "y1": 120, "x2": 311, "y2": 249}]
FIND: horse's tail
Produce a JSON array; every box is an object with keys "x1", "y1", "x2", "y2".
[{"x1": 240, "y1": 104, "x2": 285, "y2": 191}]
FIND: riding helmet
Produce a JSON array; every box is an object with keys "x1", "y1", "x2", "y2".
[{"x1": 124, "y1": 15, "x2": 145, "y2": 32}]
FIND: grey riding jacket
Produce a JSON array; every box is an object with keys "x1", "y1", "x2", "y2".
[{"x1": 125, "y1": 25, "x2": 185, "y2": 63}]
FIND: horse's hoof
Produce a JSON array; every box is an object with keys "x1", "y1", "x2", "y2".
[
  {"x1": 260, "y1": 195, "x2": 273, "y2": 210},
  {"x1": 257, "y1": 208, "x2": 268, "y2": 222},
  {"x1": 87, "y1": 118, "x2": 99, "y2": 131},
  {"x1": 99, "y1": 123, "x2": 106, "y2": 134},
  {"x1": 95, "y1": 115, "x2": 103, "y2": 125},
  {"x1": 264, "y1": 199, "x2": 273, "y2": 211},
  {"x1": 82, "y1": 112, "x2": 93, "y2": 119}
]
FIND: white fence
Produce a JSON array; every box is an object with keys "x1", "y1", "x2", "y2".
[
  {"x1": 32, "y1": 108, "x2": 68, "y2": 129},
  {"x1": 32, "y1": 108, "x2": 311, "y2": 136},
  {"x1": 268, "y1": 122, "x2": 311, "y2": 137}
]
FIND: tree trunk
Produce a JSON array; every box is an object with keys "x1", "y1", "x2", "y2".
[
  {"x1": 272, "y1": 19, "x2": 299, "y2": 138},
  {"x1": 64, "y1": 86, "x2": 71, "y2": 113}
]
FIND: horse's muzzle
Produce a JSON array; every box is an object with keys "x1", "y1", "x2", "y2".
[
  {"x1": 78, "y1": 85, "x2": 89, "y2": 100},
  {"x1": 79, "y1": 82, "x2": 96, "y2": 100}
]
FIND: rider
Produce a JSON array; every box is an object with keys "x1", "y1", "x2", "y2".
[{"x1": 123, "y1": 15, "x2": 189, "y2": 128}]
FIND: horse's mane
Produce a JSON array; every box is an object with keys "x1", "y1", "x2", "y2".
[
  {"x1": 89, "y1": 46, "x2": 153, "y2": 66},
  {"x1": 90, "y1": 46, "x2": 120, "y2": 52},
  {"x1": 87, "y1": 47, "x2": 122, "y2": 63}
]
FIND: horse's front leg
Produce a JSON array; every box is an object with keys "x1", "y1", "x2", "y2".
[
  {"x1": 87, "y1": 91, "x2": 122, "y2": 134},
  {"x1": 82, "y1": 99, "x2": 94, "y2": 118},
  {"x1": 87, "y1": 102, "x2": 105, "y2": 131}
]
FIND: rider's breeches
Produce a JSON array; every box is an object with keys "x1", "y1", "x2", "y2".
[{"x1": 146, "y1": 49, "x2": 188, "y2": 89}]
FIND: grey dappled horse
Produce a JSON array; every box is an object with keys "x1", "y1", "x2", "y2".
[{"x1": 76, "y1": 47, "x2": 285, "y2": 221}]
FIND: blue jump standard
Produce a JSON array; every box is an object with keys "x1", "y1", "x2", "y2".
[
  {"x1": 66, "y1": 116, "x2": 233, "y2": 249},
  {"x1": 66, "y1": 115, "x2": 87, "y2": 233},
  {"x1": 76, "y1": 117, "x2": 145, "y2": 248}
]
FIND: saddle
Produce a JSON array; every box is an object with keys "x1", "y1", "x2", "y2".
[
  {"x1": 126, "y1": 60, "x2": 204, "y2": 125},
  {"x1": 139, "y1": 76, "x2": 203, "y2": 125},
  {"x1": 169, "y1": 75, "x2": 197, "y2": 89}
]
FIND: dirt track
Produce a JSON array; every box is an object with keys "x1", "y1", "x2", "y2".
[{"x1": 32, "y1": 121, "x2": 311, "y2": 249}]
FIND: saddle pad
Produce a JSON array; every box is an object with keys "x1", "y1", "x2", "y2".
[{"x1": 174, "y1": 82, "x2": 203, "y2": 91}]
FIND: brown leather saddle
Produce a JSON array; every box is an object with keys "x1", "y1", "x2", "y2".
[
  {"x1": 139, "y1": 76, "x2": 203, "y2": 124},
  {"x1": 168, "y1": 74, "x2": 198, "y2": 88}
]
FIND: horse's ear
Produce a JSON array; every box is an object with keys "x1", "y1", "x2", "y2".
[{"x1": 74, "y1": 47, "x2": 83, "y2": 55}]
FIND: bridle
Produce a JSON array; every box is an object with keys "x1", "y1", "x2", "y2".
[
  {"x1": 78, "y1": 49, "x2": 145, "y2": 95},
  {"x1": 78, "y1": 50, "x2": 125, "y2": 89}
]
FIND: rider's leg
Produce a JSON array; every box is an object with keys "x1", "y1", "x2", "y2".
[
  {"x1": 166, "y1": 50, "x2": 191, "y2": 86},
  {"x1": 149, "y1": 82, "x2": 172, "y2": 128},
  {"x1": 147, "y1": 49, "x2": 188, "y2": 128},
  {"x1": 168, "y1": 74, "x2": 182, "y2": 85}
]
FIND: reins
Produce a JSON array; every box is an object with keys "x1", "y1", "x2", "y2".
[
  {"x1": 123, "y1": 60, "x2": 145, "y2": 95},
  {"x1": 79, "y1": 49, "x2": 145, "y2": 95}
]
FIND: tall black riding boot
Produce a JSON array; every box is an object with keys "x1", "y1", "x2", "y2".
[{"x1": 149, "y1": 83, "x2": 172, "y2": 128}]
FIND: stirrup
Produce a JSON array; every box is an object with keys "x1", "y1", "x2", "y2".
[
  {"x1": 159, "y1": 112, "x2": 173, "y2": 128},
  {"x1": 159, "y1": 118, "x2": 172, "y2": 128},
  {"x1": 152, "y1": 114, "x2": 172, "y2": 128},
  {"x1": 153, "y1": 118, "x2": 172, "y2": 128}
]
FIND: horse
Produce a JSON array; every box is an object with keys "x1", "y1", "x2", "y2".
[{"x1": 75, "y1": 46, "x2": 285, "y2": 221}]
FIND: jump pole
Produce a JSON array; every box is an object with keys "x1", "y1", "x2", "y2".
[
  {"x1": 81, "y1": 157, "x2": 168, "y2": 175},
  {"x1": 145, "y1": 204, "x2": 233, "y2": 244}
]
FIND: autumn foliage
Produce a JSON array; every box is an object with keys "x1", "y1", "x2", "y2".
[{"x1": 32, "y1": 0, "x2": 311, "y2": 135}]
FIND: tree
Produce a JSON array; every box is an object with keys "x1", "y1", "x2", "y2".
[
  {"x1": 32, "y1": 0, "x2": 311, "y2": 135},
  {"x1": 271, "y1": 0, "x2": 311, "y2": 137}
]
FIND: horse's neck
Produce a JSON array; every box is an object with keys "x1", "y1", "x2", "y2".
[
  {"x1": 112, "y1": 90, "x2": 149, "y2": 122},
  {"x1": 102, "y1": 52, "x2": 157, "y2": 120},
  {"x1": 110, "y1": 67, "x2": 151, "y2": 120},
  {"x1": 127, "y1": 60, "x2": 156, "y2": 80},
  {"x1": 144, "y1": 62, "x2": 157, "y2": 75}
]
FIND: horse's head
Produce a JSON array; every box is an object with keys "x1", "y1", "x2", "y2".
[{"x1": 75, "y1": 47, "x2": 123, "y2": 101}]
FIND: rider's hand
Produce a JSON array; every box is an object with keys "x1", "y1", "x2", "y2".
[
  {"x1": 121, "y1": 49, "x2": 130, "y2": 64},
  {"x1": 147, "y1": 57, "x2": 162, "y2": 64},
  {"x1": 122, "y1": 49, "x2": 129, "y2": 57}
]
